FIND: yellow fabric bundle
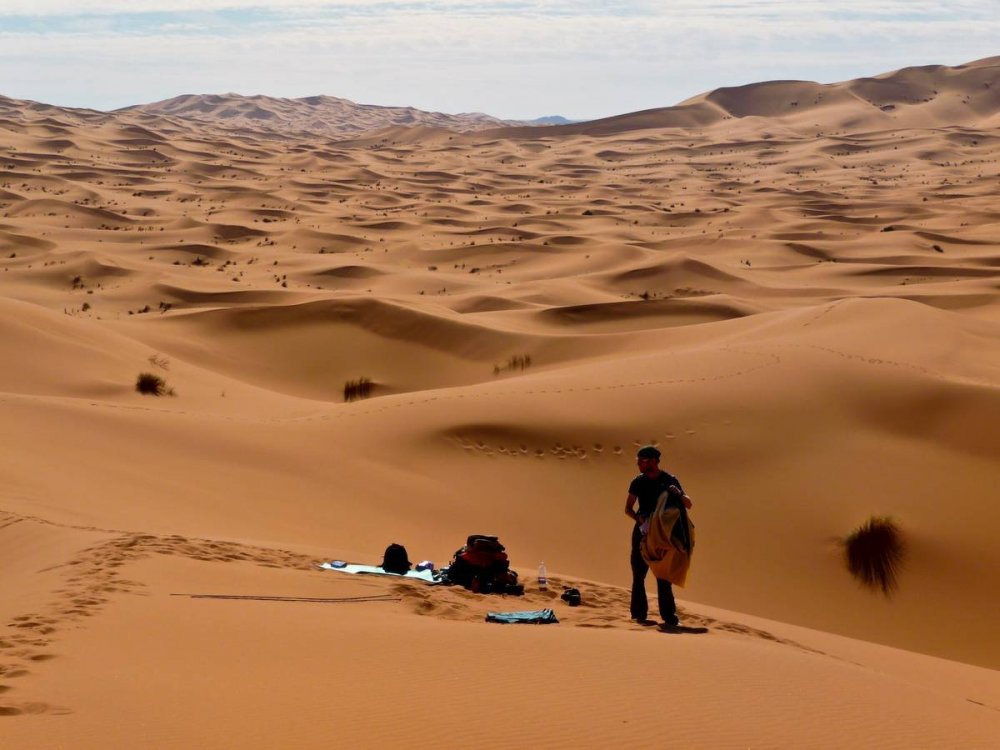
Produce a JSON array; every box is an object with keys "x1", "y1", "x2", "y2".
[{"x1": 640, "y1": 491, "x2": 696, "y2": 587}]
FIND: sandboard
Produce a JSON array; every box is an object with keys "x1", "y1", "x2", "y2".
[{"x1": 317, "y1": 562, "x2": 444, "y2": 584}]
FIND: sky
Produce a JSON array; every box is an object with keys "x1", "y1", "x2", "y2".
[{"x1": 0, "y1": 1, "x2": 997, "y2": 120}]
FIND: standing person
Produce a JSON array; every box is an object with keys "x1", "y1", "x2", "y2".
[{"x1": 624, "y1": 445, "x2": 693, "y2": 628}]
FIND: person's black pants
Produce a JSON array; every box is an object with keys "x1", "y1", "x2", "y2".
[{"x1": 630, "y1": 524, "x2": 678, "y2": 625}]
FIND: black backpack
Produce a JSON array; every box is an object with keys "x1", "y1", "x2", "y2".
[{"x1": 380, "y1": 543, "x2": 411, "y2": 574}]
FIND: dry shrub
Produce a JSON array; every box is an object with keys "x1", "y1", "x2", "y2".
[
  {"x1": 844, "y1": 516, "x2": 905, "y2": 596},
  {"x1": 135, "y1": 372, "x2": 171, "y2": 396},
  {"x1": 493, "y1": 354, "x2": 532, "y2": 375},
  {"x1": 343, "y1": 377, "x2": 373, "y2": 402}
]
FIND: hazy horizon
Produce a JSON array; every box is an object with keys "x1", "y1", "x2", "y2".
[{"x1": 1, "y1": 2, "x2": 998, "y2": 121}]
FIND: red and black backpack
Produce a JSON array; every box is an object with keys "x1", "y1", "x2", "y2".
[{"x1": 445, "y1": 535, "x2": 522, "y2": 595}]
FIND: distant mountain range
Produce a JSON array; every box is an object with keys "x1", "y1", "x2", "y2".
[
  {"x1": 529, "y1": 115, "x2": 574, "y2": 125},
  {"x1": 115, "y1": 93, "x2": 575, "y2": 137}
]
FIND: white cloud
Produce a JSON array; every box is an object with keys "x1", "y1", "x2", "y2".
[
  {"x1": 4, "y1": 0, "x2": 586, "y2": 14},
  {"x1": 2, "y1": 0, "x2": 996, "y2": 18}
]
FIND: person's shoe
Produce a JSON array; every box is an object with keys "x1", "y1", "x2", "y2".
[
  {"x1": 658, "y1": 622, "x2": 709, "y2": 634},
  {"x1": 658, "y1": 620, "x2": 681, "y2": 632},
  {"x1": 632, "y1": 618, "x2": 658, "y2": 627}
]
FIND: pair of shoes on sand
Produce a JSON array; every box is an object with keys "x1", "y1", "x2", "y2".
[
  {"x1": 632, "y1": 617, "x2": 669, "y2": 627},
  {"x1": 631, "y1": 618, "x2": 684, "y2": 632},
  {"x1": 657, "y1": 622, "x2": 710, "y2": 634}
]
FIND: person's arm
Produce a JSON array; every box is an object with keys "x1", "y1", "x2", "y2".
[
  {"x1": 668, "y1": 485, "x2": 693, "y2": 510},
  {"x1": 624, "y1": 493, "x2": 639, "y2": 522}
]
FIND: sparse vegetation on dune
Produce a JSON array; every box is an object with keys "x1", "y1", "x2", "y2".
[
  {"x1": 493, "y1": 354, "x2": 532, "y2": 375},
  {"x1": 844, "y1": 516, "x2": 905, "y2": 596},
  {"x1": 343, "y1": 377, "x2": 373, "y2": 402},
  {"x1": 148, "y1": 353, "x2": 170, "y2": 370},
  {"x1": 135, "y1": 371, "x2": 174, "y2": 396}
]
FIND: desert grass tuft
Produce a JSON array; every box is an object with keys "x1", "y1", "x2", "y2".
[
  {"x1": 843, "y1": 516, "x2": 905, "y2": 596},
  {"x1": 343, "y1": 377, "x2": 373, "y2": 402},
  {"x1": 148, "y1": 353, "x2": 170, "y2": 370},
  {"x1": 493, "y1": 354, "x2": 532, "y2": 375},
  {"x1": 135, "y1": 372, "x2": 173, "y2": 396}
]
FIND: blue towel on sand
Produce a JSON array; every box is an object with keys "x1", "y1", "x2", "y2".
[{"x1": 485, "y1": 609, "x2": 558, "y2": 624}]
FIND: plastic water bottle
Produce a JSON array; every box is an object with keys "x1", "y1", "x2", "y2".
[{"x1": 538, "y1": 562, "x2": 548, "y2": 590}]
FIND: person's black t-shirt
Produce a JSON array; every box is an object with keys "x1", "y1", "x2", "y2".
[{"x1": 629, "y1": 471, "x2": 683, "y2": 517}]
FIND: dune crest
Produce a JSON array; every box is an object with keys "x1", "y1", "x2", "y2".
[{"x1": 493, "y1": 56, "x2": 1000, "y2": 137}]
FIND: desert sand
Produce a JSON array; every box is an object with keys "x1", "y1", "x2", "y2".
[{"x1": 1, "y1": 56, "x2": 999, "y2": 748}]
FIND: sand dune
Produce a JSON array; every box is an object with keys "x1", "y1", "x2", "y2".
[
  {"x1": 1, "y1": 57, "x2": 999, "y2": 746},
  {"x1": 495, "y1": 56, "x2": 1000, "y2": 138},
  {"x1": 119, "y1": 93, "x2": 535, "y2": 139}
]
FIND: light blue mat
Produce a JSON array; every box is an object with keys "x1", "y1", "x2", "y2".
[{"x1": 317, "y1": 562, "x2": 443, "y2": 584}]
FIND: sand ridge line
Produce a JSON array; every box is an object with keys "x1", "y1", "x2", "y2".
[
  {"x1": 781, "y1": 341, "x2": 1000, "y2": 388},
  {"x1": 798, "y1": 298, "x2": 849, "y2": 327}
]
